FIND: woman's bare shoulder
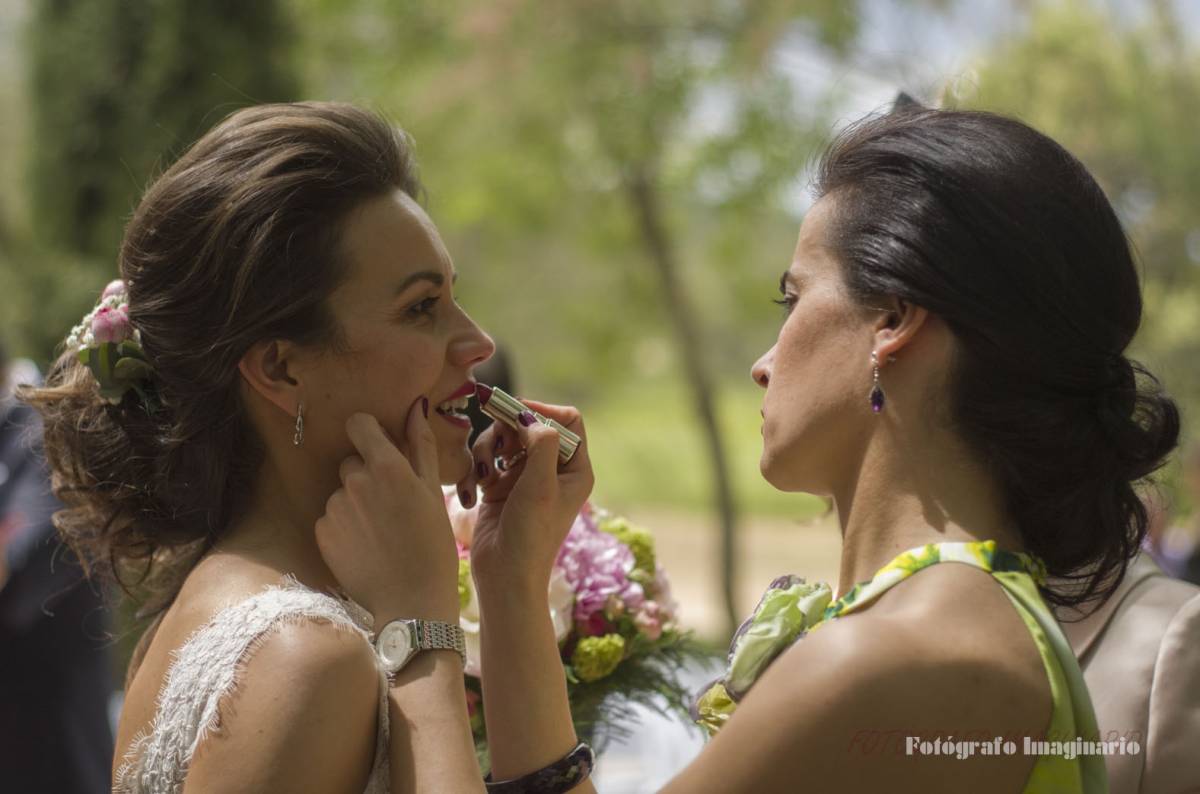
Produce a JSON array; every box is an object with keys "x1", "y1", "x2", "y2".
[
  {"x1": 664, "y1": 571, "x2": 1050, "y2": 793},
  {"x1": 117, "y1": 556, "x2": 381, "y2": 792},
  {"x1": 180, "y1": 617, "x2": 381, "y2": 793}
]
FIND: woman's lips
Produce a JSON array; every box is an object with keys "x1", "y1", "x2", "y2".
[
  {"x1": 433, "y1": 380, "x2": 476, "y2": 430},
  {"x1": 437, "y1": 411, "x2": 472, "y2": 430},
  {"x1": 443, "y1": 381, "x2": 477, "y2": 402}
]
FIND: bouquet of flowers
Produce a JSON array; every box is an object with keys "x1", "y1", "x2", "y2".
[{"x1": 445, "y1": 488, "x2": 713, "y2": 762}]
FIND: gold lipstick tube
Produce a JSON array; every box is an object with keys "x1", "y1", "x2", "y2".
[{"x1": 475, "y1": 383, "x2": 581, "y2": 464}]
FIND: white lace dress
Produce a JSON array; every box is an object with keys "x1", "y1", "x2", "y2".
[{"x1": 114, "y1": 577, "x2": 390, "y2": 793}]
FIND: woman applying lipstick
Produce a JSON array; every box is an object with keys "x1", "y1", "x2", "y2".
[{"x1": 320, "y1": 108, "x2": 1177, "y2": 794}]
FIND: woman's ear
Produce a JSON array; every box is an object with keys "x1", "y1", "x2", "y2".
[
  {"x1": 238, "y1": 340, "x2": 301, "y2": 416},
  {"x1": 873, "y1": 296, "x2": 929, "y2": 362}
]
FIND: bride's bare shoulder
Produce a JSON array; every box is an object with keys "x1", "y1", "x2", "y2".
[
  {"x1": 180, "y1": 615, "x2": 380, "y2": 792},
  {"x1": 116, "y1": 555, "x2": 380, "y2": 792}
]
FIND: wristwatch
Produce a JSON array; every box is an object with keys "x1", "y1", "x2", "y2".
[{"x1": 374, "y1": 618, "x2": 467, "y2": 675}]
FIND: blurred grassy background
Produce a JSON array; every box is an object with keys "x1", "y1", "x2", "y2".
[
  {"x1": 586, "y1": 375, "x2": 829, "y2": 521},
  {"x1": 2, "y1": 0, "x2": 1199, "y2": 641}
]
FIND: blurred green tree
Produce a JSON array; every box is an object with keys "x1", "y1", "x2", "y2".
[
  {"x1": 294, "y1": 0, "x2": 868, "y2": 630},
  {"x1": 29, "y1": 0, "x2": 298, "y2": 258},
  {"x1": 7, "y1": 0, "x2": 299, "y2": 361}
]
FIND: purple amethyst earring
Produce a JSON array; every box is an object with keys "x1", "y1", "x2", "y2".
[{"x1": 869, "y1": 351, "x2": 895, "y2": 414}]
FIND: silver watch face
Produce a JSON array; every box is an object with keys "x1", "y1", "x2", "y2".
[{"x1": 378, "y1": 621, "x2": 415, "y2": 669}]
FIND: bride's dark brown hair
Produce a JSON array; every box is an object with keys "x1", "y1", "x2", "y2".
[{"x1": 20, "y1": 101, "x2": 423, "y2": 620}]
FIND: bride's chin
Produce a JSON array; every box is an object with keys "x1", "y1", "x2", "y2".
[{"x1": 438, "y1": 443, "x2": 474, "y2": 485}]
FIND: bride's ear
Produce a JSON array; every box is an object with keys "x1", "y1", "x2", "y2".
[{"x1": 238, "y1": 339, "x2": 301, "y2": 416}]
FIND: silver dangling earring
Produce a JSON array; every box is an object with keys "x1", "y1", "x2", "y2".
[
  {"x1": 869, "y1": 351, "x2": 896, "y2": 414},
  {"x1": 293, "y1": 403, "x2": 305, "y2": 447}
]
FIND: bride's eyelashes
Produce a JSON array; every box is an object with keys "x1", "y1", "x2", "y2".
[{"x1": 401, "y1": 294, "x2": 441, "y2": 323}]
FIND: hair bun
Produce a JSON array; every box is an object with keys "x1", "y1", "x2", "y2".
[{"x1": 1095, "y1": 359, "x2": 1179, "y2": 481}]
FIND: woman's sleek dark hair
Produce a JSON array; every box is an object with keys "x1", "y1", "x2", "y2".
[
  {"x1": 20, "y1": 102, "x2": 422, "y2": 618},
  {"x1": 815, "y1": 107, "x2": 1179, "y2": 612}
]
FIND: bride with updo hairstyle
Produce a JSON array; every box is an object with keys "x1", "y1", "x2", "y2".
[
  {"x1": 20, "y1": 101, "x2": 601, "y2": 792},
  {"x1": 26, "y1": 103, "x2": 428, "y2": 621}
]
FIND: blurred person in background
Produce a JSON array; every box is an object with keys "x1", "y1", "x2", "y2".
[
  {"x1": 0, "y1": 339, "x2": 114, "y2": 793},
  {"x1": 1143, "y1": 441, "x2": 1200, "y2": 586},
  {"x1": 1051, "y1": 485, "x2": 1200, "y2": 793},
  {"x1": 1182, "y1": 442, "x2": 1200, "y2": 586}
]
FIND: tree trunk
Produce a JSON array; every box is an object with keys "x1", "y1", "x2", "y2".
[{"x1": 624, "y1": 167, "x2": 739, "y2": 636}]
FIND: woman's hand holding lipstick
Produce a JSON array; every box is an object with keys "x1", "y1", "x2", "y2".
[
  {"x1": 465, "y1": 398, "x2": 595, "y2": 784},
  {"x1": 468, "y1": 397, "x2": 594, "y2": 599}
]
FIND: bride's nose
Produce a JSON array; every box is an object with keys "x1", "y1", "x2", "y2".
[{"x1": 449, "y1": 315, "x2": 495, "y2": 369}]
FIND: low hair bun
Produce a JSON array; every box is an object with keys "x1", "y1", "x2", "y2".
[{"x1": 1094, "y1": 359, "x2": 1180, "y2": 482}]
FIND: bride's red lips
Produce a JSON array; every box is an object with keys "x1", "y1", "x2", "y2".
[{"x1": 440, "y1": 381, "x2": 476, "y2": 404}]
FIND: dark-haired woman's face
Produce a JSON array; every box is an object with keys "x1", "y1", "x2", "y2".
[
  {"x1": 751, "y1": 197, "x2": 878, "y2": 493},
  {"x1": 299, "y1": 190, "x2": 494, "y2": 484}
]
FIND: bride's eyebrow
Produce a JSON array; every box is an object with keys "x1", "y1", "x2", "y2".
[{"x1": 393, "y1": 269, "x2": 456, "y2": 297}]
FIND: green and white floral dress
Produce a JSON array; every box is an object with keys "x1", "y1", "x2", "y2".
[{"x1": 693, "y1": 540, "x2": 1108, "y2": 793}]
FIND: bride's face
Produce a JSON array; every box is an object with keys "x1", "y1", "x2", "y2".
[
  {"x1": 301, "y1": 189, "x2": 494, "y2": 484},
  {"x1": 751, "y1": 196, "x2": 876, "y2": 493}
]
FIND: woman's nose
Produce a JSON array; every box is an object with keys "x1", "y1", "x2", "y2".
[
  {"x1": 751, "y1": 349, "x2": 772, "y2": 389},
  {"x1": 450, "y1": 313, "x2": 496, "y2": 369}
]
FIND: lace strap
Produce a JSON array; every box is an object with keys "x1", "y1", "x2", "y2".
[{"x1": 115, "y1": 578, "x2": 377, "y2": 793}]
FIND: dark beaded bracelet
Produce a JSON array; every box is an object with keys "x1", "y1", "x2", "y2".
[{"x1": 484, "y1": 741, "x2": 595, "y2": 793}]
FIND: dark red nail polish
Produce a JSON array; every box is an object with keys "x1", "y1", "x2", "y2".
[
  {"x1": 476, "y1": 461, "x2": 487, "y2": 479},
  {"x1": 495, "y1": 436, "x2": 504, "y2": 451},
  {"x1": 421, "y1": 397, "x2": 429, "y2": 418},
  {"x1": 460, "y1": 489, "x2": 472, "y2": 507},
  {"x1": 518, "y1": 411, "x2": 536, "y2": 427}
]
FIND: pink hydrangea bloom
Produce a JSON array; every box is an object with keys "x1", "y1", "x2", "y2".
[
  {"x1": 556, "y1": 513, "x2": 644, "y2": 621},
  {"x1": 92, "y1": 306, "x2": 132, "y2": 344}
]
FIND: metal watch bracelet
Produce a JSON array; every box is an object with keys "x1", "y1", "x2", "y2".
[{"x1": 417, "y1": 618, "x2": 467, "y2": 667}]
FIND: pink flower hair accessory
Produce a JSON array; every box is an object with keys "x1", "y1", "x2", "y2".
[{"x1": 64, "y1": 278, "x2": 157, "y2": 409}]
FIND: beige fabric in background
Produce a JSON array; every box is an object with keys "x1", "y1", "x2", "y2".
[{"x1": 1054, "y1": 553, "x2": 1200, "y2": 794}]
